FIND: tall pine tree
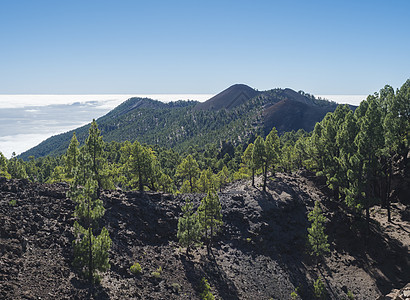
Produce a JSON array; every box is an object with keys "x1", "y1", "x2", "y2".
[
  {"x1": 263, "y1": 128, "x2": 280, "y2": 192},
  {"x1": 198, "y1": 190, "x2": 223, "y2": 255},
  {"x1": 69, "y1": 121, "x2": 112, "y2": 283}
]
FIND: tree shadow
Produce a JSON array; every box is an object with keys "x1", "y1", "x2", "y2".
[
  {"x1": 390, "y1": 221, "x2": 410, "y2": 233},
  {"x1": 69, "y1": 277, "x2": 110, "y2": 300},
  {"x1": 322, "y1": 199, "x2": 410, "y2": 295},
  {"x1": 180, "y1": 251, "x2": 240, "y2": 300},
  {"x1": 213, "y1": 174, "x2": 317, "y2": 298}
]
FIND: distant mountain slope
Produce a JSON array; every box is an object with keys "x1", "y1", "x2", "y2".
[
  {"x1": 262, "y1": 98, "x2": 335, "y2": 134},
  {"x1": 19, "y1": 85, "x2": 345, "y2": 160}
]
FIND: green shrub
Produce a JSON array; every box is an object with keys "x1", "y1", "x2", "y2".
[
  {"x1": 314, "y1": 277, "x2": 326, "y2": 299},
  {"x1": 171, "y1": 282, "x2": 182, "y2": 293},
  {"x1": 347, "y1": 290, "x2": 354, "y2": 300},
  {"x1": 291, "y1": 286, "x2": 300, "y2": 299},
  {"x1": 151, "y1": 266, "x2": 162, "y2": 278},
  {"x1": 8, "y1": 199, "x2": 17, "y2": 206},
  {"x1": 130, "y1": 262, "x2": 142, "y2": 274},
  {"x1": 199, "y1": 277, "x2": 214, "y2": 300}
]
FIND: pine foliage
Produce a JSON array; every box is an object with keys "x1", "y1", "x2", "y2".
[
  {"x1": 177, "y1": 199, "x2": 201, "y2": 255},
  {"x1": 198, "y1": 190, "x2": 223, "y2": 255},
  {"x1": 307, "y1": 201, "x2": 330, "y2": 258}
]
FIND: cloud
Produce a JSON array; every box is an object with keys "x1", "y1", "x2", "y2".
[
  {"x1": 0, "y1": 94, "x2": 214, "y2": 158},
  {"x1": 0, "y1": 133, "x2": 53, "y2": 158},
  {"x1": 315, "y1": 95, "x2": 367, "y2": 106},
  {"x1": 0, "y1": 94, "x2": 213, "y2": 109}
]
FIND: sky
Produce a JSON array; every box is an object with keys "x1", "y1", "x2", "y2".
[{"x1": 1, "y1": 0, "x2": 409, "y2": 95}]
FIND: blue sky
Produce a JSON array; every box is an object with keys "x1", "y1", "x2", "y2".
[{"x1": 1, "y1": 0, "x2": 409, "y2": 95}]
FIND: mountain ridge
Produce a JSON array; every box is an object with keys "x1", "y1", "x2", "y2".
[{"x1": 19, "y1": 84, "x2": 346, "y2": 160}]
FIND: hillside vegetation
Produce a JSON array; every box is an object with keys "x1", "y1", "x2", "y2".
[
  {"x1": 18, "y1": 84, "x2": 339, "y2": 160},
  {"x1": 0, "y1": 80, "x2": 409, "y2": 299}
]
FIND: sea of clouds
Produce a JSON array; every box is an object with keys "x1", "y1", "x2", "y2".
[
  {"x1": 0, "y1": 94, "x2": 366, "y2": 158},
  {"x1": 0, "y1": 94, "x2": 212, "y2": 158}
]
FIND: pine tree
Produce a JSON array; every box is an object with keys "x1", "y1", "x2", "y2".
[
  {"x1": 382, "y1": 81, "x2": 410, "y2": 221},
  {"x1": 336, "y1": 110, "x2": 358, "y2": 204},
  {"x1": 294, "y1": 137, "x2": 308, "y2": 169},
  {"x1": 85, "y1": 119, "x2": 105, "y2": 194},
  {"x1": 216, "y1": 165, "x2": 229, "y2": 192},
  {"x1": 129, "y1": 140, "x2": 154, "y2": 191},
  {"x1": 355, "y1": 98, "x2": 383, "y2": 233},
  {"x1": 69, "y1": 122, "x2": 111, "y2": 284},
  {"x1": 158, "y1": 172, "x2": 175, "y2": 193},
  {"x1": 307, "y1": 201, "x2": 330, "y2": 260},
  {"x1": 252, "y1": 136, "x2": 265, "y2": 187},
  {"x1": 321, "y1": 105, "x2": 350, "y2": 199},
  {"x1": 263, "y1": 128, "x2": 280, "y2": 191},
  {"x1": 0, "y1": 151, "x2": 11, "y2": 179},
  {"x1": 65, "y1": 132, "x2": 80, "y2": 180},
  {"x1": 7, "y1": 152, "x2": 27, "y2": 179},
  {"x1": 72, "y1": 223, "x2": 111, "y2": 283},
  {"x1": 198, "y1": 190, "x2": 223, "y2": 255},
  {"x1": 198, "y1": 168, "x2": 214, "y2": 193},
  {"x1": 177, "y1": 199, "x2": 201, "y2": 255},
  {"x1": 309, "y1": 122, "x2": 325, "y2": 172},
  {"x1": 70, "y1": 174, "x2": 109, "y2": 283},
  {"x1": 176, "y1": 154, "x2": 200, "y2": 192},
  {"x1": 242, "y1": 143, "x2": 255, "y2": 186}
]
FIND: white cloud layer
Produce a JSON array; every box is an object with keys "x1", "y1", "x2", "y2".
[
  {"x1": 315, "y1": 95, "x2": 367, "y2": 106},
  {"x1": 0, "y1": 133, "x2": 57, "y2": 158},
  {"x1": 0, "y1": 94, "x2": 213, "y2": 109}
]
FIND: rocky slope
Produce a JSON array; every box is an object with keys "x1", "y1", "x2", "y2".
[{"x1": 0, "y1": 172, "x2": 409, "y2": 299}]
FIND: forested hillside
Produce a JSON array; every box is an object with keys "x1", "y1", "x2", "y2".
[
  {"x1": 0, "y1": 80, "x2": 409, "y2": 299},
  {"x1": 18, "y1": 84, "x2": 339, "y2": 160}
]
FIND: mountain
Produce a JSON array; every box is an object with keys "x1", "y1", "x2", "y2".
[
  {"x1": 194, "y1": 84, "x2": 260, "y2": 111},
  {"x1": 19, "y1": 85, "x2": 345, "y2": 160}
]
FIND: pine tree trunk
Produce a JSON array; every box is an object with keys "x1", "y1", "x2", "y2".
[
  {"x1": 208, "y1": 225, "x2": 213, "y2": 256},
  {"x1": 87, "y1": 195, "x2": 93, "y2": 284},
  {"x1": 366, "y1": 204, "x2": 370, "y2": 236},
  {"x1": 263, "y1": 162, "x2": 268, "y2": 192},
  {"x1": 334, "y1": 186, "x2": 339, "y2": 201},
  {"x1": 252, "y1": 168, "x2": 255, "y2": 187},
  {"x1": 187, "y1": 219, "x2": 191, "y2": 256},
  {"x1": 89, "y1": 226, "x2": 93, "y2": 284},
  {"x1": 387, "y1": 159, "x2": 392, "y2": 222}
]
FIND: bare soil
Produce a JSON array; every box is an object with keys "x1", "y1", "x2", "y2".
[{"x1": 0, "y1": 172, "x2": 409, "y2": 299}]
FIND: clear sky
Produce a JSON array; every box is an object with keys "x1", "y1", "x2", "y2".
[{"x1": 1, "y1": 0, "x2": 409, "y2": 95}]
